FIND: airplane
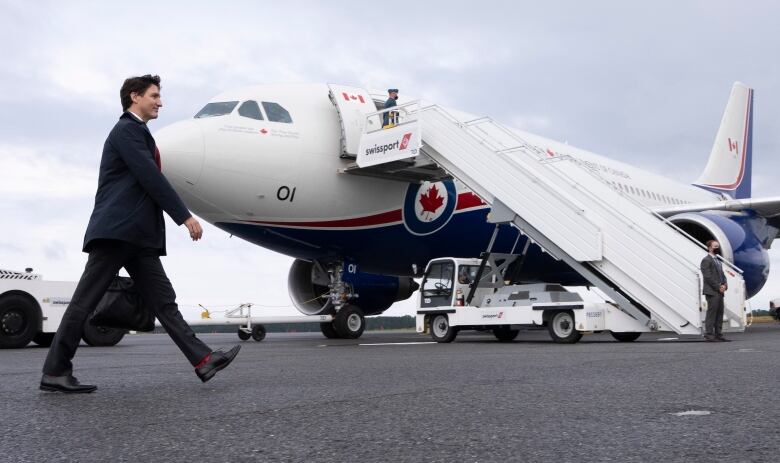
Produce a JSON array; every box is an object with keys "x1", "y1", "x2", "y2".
[{"x1": 154, "y1": 82, "x2": 779, "y2": 339}]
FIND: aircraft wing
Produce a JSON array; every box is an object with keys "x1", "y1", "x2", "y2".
[{"x1": 652, "y1": 196, "x2": 780, "y2": 227}]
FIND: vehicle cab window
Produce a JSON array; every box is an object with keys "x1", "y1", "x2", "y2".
[
  {"x1": 238, "y1": 100, "x2": 264, "y2": 120},
  {"x1": 194, "y1": 101, "x2": 239, "y2": 118},
  {"x1": 261, "y1": 101, "x2": 293, "y2": 123},
  {"x1": 457, "y1": 265, "x2": 491, "y2": 286},
  {"x1": 421, "y1": 261, "x2": 454, "y2": 308}
]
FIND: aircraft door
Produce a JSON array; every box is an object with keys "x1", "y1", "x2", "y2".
[
  {"x1": 327, "y1": 84, "x2": 378, "y2": 157},
  {"x1": 421, "y1": 260, "x2": 455, "y2": 308}
]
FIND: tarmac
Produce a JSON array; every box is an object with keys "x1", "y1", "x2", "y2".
[{"x1": 1, "y1": 324, "x2": 779, "y2": 462}]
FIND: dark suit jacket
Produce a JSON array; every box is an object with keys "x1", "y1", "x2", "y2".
[
  {"x1": 83, "y1": 112, "x2": 191, "y2": 255},
  {"x1": 700, "y1": 254, "x2": 727, "y2": 296}
]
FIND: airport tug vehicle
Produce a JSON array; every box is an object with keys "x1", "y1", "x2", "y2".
[
  {"x1": 416, "y1": 252, "x2": 649, "y2": 344},
  {"x1": 0, "y1": 267, "x2": 336, "y2": 349}
]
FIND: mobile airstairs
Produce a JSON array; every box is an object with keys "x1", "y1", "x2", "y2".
[{"x1": 328, "y1": 85, "x2": 746, "y2": 336}]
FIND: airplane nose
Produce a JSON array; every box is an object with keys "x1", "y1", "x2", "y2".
[{"x1": 155, "y1": 120, "x2": 205, "y2": 185}]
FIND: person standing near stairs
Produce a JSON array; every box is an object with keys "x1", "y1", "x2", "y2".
[
  {"x1": 383, "y1": 88, "x2": 399, "y2": 127},
  {"x1": 701, "y1": 240, "x2": 730, "y2": 342}
]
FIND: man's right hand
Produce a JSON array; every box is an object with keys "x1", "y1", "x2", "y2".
[{"x1": 184, "y1": 217, "x2": 203, "y2": 241}]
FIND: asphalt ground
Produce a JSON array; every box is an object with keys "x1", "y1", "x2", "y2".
[{"x1": 1, "y1": 324, "x2": 779, "y2": 463}]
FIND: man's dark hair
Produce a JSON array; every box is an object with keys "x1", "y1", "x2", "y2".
[{"x1": 120, "y1": 74, "x2": 161, "y2": 111}]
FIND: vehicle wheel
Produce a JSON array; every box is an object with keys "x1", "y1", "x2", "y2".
[
  {"x1": 334, "y1": 305, "x2": 365, "y2": 339},
  {"x1": 0, "y1": 294, "x2": 40, "y2": 349},
  {"x1": 547, "y1": 311, "x2": 582, "y2": 344},
  {"x1": 251, "y1": 325, "x2": 266, "y2": 342},
  {"x1": 430, "y1": 314, "x2": 458, "y2": 343},
  {"x1": 82, "y1": 322, "x2": 125, "y2": 347},
  {"x1": 33, "y1": 332, "x2": 55, "y2": 347},
  {"x1": 493, "y1": 327, "x2": 519, "y2": 342},
  {"x1": 237, "y1": 328, "x2": 251, "y2": 341},
  {"x1": 320, "y1": 322, "x2": 340, "y2": 339},
  {"x1": 610, "y1": 331, "x2": 641, "y2": 342}
]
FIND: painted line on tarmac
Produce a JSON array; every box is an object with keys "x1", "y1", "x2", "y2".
[
  {"x1": 359, "y1": 342, "x2": 437, "y2": 346},
  {"x1": 670, "y1": 410, "x2": 711, "y2": 416},
  {"x1": 657, "y1": 337, "x2": 679, "y2": 341}
]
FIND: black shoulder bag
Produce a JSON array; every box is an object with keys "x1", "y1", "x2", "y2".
[{"x1": 89, "y1": 276, "x2": 155, "y2": 332}]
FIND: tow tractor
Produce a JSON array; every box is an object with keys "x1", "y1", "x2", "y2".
[
  {"x1": 0, "y1": 267, "x2": 339, "y2": 349},
  {"x1": 416, "y1": 252, "x2": 650, "y2": 344}
]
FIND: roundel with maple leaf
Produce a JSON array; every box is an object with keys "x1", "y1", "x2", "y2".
[{"x1": 402, "y1": 180, "x2": 457, "y2": 235}]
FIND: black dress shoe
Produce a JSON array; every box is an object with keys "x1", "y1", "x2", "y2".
[
  {"x1": 40, "y1": 374, "x2": 97, "y2": 393},
  {"x1": 703, "y1": 335, "x2": 718, "y2": 342},
  {"x1": 195, "y1": 345, "x2": 241, "y2": 383},
  {"x1": 716, "y1": 335, "x2": 731, "y2": 342}
]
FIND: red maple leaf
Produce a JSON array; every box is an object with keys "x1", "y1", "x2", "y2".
[{"x1": 419, "y1": 185, "x2": 445, "y2": 214}]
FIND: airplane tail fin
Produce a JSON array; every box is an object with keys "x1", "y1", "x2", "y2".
[{"x1": 694, "y1": 82, "x2": 753, "y2": 199}]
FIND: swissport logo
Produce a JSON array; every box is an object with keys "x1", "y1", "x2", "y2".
[
  {"x1": 399, "y1": 133, "x2": 412, "y2": 150},
  {"x1": 402, "y1": 180, "x2": 457, "y2": 236},
  {"x1": 363, "y1": 132, "x2": 413, "y2": 158}
]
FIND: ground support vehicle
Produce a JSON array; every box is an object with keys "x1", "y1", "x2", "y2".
[{"x1": 416, "y1": 254, "x2": 664, "y2": 344}]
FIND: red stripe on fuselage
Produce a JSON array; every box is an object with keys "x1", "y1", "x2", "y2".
[
  {"x1": 247, "y1": 209, "x2": 403, "y2": 228},
  {"x1": 244, "y1": 193, "x2": 488, "y2": 228},
  {"x1": 456, "y1": 191, "x2": 486, "y2": 209}
]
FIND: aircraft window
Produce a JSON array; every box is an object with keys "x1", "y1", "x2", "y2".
[
  {"x1": 262, "y1": 102, "x2": 293, "y2": 123},
  {"x1": 238, "y1": 100, "x2": 264, "y2": 120},
  {"x1": 194, "y1": 101, "x2": 238, "y2": 118}
]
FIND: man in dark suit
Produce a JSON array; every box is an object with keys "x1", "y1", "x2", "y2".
[
  {"x1": 40, "y1": 75, "x2": 240, "y2": 393},
  {"x1": 700, "y1": 239, "x2": 730, "y2": 342}
]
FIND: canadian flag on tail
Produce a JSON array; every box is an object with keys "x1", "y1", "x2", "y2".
[{"x1": 694, "y1": 82, "x2": 753, "y2": 199}]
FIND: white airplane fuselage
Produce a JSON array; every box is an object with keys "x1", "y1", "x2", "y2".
[{"x1": 155, "y1": 83, "x2": 769, "y2": 311}]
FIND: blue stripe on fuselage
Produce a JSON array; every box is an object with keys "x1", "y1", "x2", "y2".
[{"x1": 215, "y1": 208, "x2": 584, "y2": 284}]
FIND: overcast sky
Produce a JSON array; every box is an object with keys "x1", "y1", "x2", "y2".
[{"x1": 1, "y1": 0, "x2": 779, "y2": 319}]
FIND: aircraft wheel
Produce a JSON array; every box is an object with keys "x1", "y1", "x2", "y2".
[
  {"x1": 610, "y1": 331, "x2": 641, "y2": 342},
  {"x1": 493, "y1": 327, "x2": 519, "y2": 342},
  {"x1": 547, "y1": 311, "x2": 582, "y2": 344},
  {"x1": 430, "y1": 314, "x2": 458, "y2": 343},
  {"x1": 334, "y1": 305, "x2": 365, "y2": 339},
  {"x1": 320, "y1": 322, "x2": 340, "y2": 339},
  {"x1": 237, "y1": 328, "x2": 251, "y2": 341},
  {"x1": 82, "y1": 322, "x2": 125, "y2": 347},
  {"x1": 33, "y1": 332, "x2": 55, "y2": 347},
  {"x1": 251, "y1": 325, "x2": 267, "y2": 342},
  {"x1": 0, "y1": 294, "x2": 40, "y2": 349}
]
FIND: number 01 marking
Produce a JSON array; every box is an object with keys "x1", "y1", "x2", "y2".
[{"x1": 277, "y1": 186, "x2": 297, "y2": 202}]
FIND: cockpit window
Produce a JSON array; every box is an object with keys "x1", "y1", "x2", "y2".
[
  {"x1": 238, "y1": 100, "x2": 264, "y2": 120},
  {"x1": 194, "y1": 101, "x2": 239, "y2": 118},
  {"x1": 261, "y1": 101, "x2": 293, "y2": 123}
]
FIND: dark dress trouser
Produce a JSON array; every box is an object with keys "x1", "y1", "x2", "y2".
[
  {"x1": 43, "y1": 239, "x2": 211, "y2": 376},
  {"x1": 704, "y1": 293, "x2": 725, "y2": 336}
]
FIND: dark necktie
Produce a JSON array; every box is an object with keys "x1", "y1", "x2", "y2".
[{"x1": 154, "y1": 147, "x2": 161, "y2": 171}]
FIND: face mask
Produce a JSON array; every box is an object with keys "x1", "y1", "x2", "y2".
[{"x1": 393, "y1": 95, "x2": 398, "y2": 100}]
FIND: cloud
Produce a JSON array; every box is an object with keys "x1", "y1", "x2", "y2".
[{"x1": 0, "y1": 144, "x2": 97, "y2": 200}]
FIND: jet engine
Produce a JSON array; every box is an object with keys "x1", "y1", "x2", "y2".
[
  {"x1": 669, "y1": 212, "x2": 773, "y2": 298},
  {"x1": 288, "y1": 259, "x2": 419, "y2": 316}
]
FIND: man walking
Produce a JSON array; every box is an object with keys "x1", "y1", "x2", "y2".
[
  {"x1": 700, "y1": 240, "x2": 730, "y2": 342},
  {"x1": 40, "y1": 75, "x2": 239, "y2": 393}
]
